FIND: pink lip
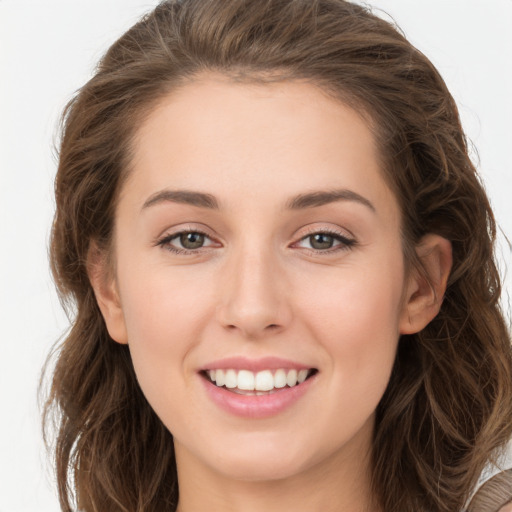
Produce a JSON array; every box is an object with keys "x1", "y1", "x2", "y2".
[
  {"x1": 199, "y1": 366, "x2": 318, "y2": 419},
  {"x1": 200, "y1": 356, "x2": 312, "y2": 372}
]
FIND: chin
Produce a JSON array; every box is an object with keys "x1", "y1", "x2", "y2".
[
  {"x1": 212, "y1": 451, "x2": 314, "y2": 483},
  {"x1": 194, "y1": 429, "x2": 345, "y2": 483}
]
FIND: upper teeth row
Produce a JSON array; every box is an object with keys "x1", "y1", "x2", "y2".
[{"x1": 207, "y1": 368, "x2": 310, "y2": 391}]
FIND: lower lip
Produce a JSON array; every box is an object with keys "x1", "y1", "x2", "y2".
[{"x1": 201, "y1": 374, "x2": 317, "y2": 419}]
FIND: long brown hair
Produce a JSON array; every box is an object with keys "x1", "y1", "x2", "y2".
[
  {"x1": 467, "y1": 470, "x2": 512, "y2": 512},
  {"x1": 43, "y1": 1, "x2": 512, "y2": 510}
]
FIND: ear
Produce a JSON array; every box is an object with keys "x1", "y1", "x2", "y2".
[
  {"x1": 399, "y1": 234, "x2": 452, "y2": 335},
  {"x1": 87, "y1": 242, "x2": 128, "y2": 345}
]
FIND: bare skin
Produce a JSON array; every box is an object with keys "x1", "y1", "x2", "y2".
[{"x1": 90, "y1": 74, "x2": 452, "y2": 512}]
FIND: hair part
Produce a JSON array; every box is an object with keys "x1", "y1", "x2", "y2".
[{"x1": 43, "y1": 1, "x2": 512, "y2": 511}]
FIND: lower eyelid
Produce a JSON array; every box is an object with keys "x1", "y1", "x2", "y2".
[
  {"x1": 295, "y1": 240, "x2": 354, "y2": 253},
  {"x1": 166, "y1": 231, "x2": 216, "y2": 249},
  {"x1": 297, "y1": 231, "x2": 355, "y2": 244},
  {"x1": 156, "y1": 229, "x2": 355, "y2": 253}
]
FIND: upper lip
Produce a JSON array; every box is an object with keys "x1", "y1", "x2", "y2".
[{"x1": 199, "y1": 356, "x2": 315, "y2": 373}]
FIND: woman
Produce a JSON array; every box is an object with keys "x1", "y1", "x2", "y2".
[{"x1": 43, "y1": 0, "x2": 512, "y2": 510}]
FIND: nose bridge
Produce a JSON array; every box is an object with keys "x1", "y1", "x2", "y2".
[{"x1": 216, "y1": 237, "x2": 291, "y2": 338}]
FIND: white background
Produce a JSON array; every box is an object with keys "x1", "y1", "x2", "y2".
[{"x1": 1, "y1": 1, "x2": 511, "y2": 510}]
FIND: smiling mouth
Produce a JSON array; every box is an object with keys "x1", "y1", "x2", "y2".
[{"x1": 202, "y1": 368, "x2": 318, "y2": 395}]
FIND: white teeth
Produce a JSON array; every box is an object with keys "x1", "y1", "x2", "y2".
[
  {"x1": 297, "y1": 369, "x2": 308, "y2": 383},
  {"x1": 215, "y1": 369, "x2": 225, "y2": 387},
  {"x1": 255, "y1": 370, "x2": 274, "y2": 391},
  {"x1": 286, "y1": 369, "x2": 298, "y2": 387},
  {"x1": 237, "y1": 370, "x2": 255, "y2": 390},
  {"x1": 208, "y1": 368, "x2": 313, "y2": 391},
  {"x1": 225, "y1": 369, "x2": 237, "y2": 389},
  {"x1": 274, "y1": 369, "x2": 287, "y2": 388}
]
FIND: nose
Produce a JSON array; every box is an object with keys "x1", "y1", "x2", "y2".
[{"x1": 215, "y1": 244, "x2": 292, "y2": 340}]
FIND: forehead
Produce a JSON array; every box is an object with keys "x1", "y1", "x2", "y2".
[
  {"x1": 133, "y1": 74, "x2": 374, "y2": 165},
  {"x1": 125, "y1": 74, "x2": 398, "y2": 221}
]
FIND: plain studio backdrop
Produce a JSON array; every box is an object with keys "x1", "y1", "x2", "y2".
[{"x1": 1, "y1": 1, "x2": 511, "y2": 510}]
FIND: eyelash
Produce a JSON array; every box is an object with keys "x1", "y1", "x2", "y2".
[
  {"x1": 155, "y1": 228, "x2": 357, "y2": 256},
  {"x1": 295, "y1": 227, "x2": 357, "y2": 254},
  {"x1": 156, "y1": 229, "x2": 217, "y2": 255}
]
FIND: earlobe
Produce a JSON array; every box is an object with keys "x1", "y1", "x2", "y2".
[
  {"x1": 399, "y1": 234, "x2": 452, "y2": 335},
  {"x1": 87, "y1": 242, "x2": 128, "y2": 345}
]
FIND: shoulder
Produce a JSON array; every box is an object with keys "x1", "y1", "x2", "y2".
[{"x1": 466, "y1": 469, "x2": 512, "y2": 512}]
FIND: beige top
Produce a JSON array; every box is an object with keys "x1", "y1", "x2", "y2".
[{"x1": 467, "y1": 470, "x2": 512, "y2": 512}]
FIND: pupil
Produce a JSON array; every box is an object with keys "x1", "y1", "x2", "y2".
[
  {"x1": 180, "y1": 232, "x2": 204, "y2": 249},
  {"x1": 310, "y1": 233, "x2": 333, "y2": 250}
]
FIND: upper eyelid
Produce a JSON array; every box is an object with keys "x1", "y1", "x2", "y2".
[
  {"x1": 155, "y1": 224, "x2": 216, "y2": 243},
  {"x1": 291, "y1": 225, "x2": 357, "y2": 249},
  {"x1": 291, "y1": 230, "x2": 356, "y2": 251},
  {"x1": 157, "y1": 226, "x2": 356, "y2": 252},
  {"x1": 297, "y1": 225, "x2": 354, "y2": 239},
  {"x1": 157, "y1": 229, "x2": 218, "y2": 247},
  {"x1": 157, "y1": 225, "x2": 354, "y2": 241}
]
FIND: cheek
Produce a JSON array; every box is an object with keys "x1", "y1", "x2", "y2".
[
  {"x1": 117, "y1": 269, "x2": 214, "y2": 390},
  {"x1": 120, "y1": 265, "x2": 211, "y2": 340},
  {"x1": 297, "y1": 257, "x2": 404, "y2": 409},
  {"x1": 117, "y1": 270, "x2": 219, "y2": 435},
  {"x1": 300, "y1": 255, "x2": 404, "y2": 347}
]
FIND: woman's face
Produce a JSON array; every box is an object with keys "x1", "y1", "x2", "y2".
[{"x1": 102, "y1": 75, "x2": 414, "y2": 482}]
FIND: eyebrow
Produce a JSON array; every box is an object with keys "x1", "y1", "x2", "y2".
[
  {"x1": 141, "y1": 188, "x2": 376, "y2": 213},
  {"x1": 285, "y1": 189, "x2": 376, "y2": 212},
  {"x1": 142, "y1": 190, "x2": 220, "y2": 210}
]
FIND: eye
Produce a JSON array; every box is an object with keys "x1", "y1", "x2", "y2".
[
  {"x1": 156, "y1": 230, "x2": 217, "y2": 254},
  {"x1": 177, "y1": 232, "x2": 207, "y2": 250},
  {"x1": 306, "y1": 233, "x2": 338, "y2": 250},
  {"x1": 294, "y1": 230, "x2": 356, "y2": 253}
]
